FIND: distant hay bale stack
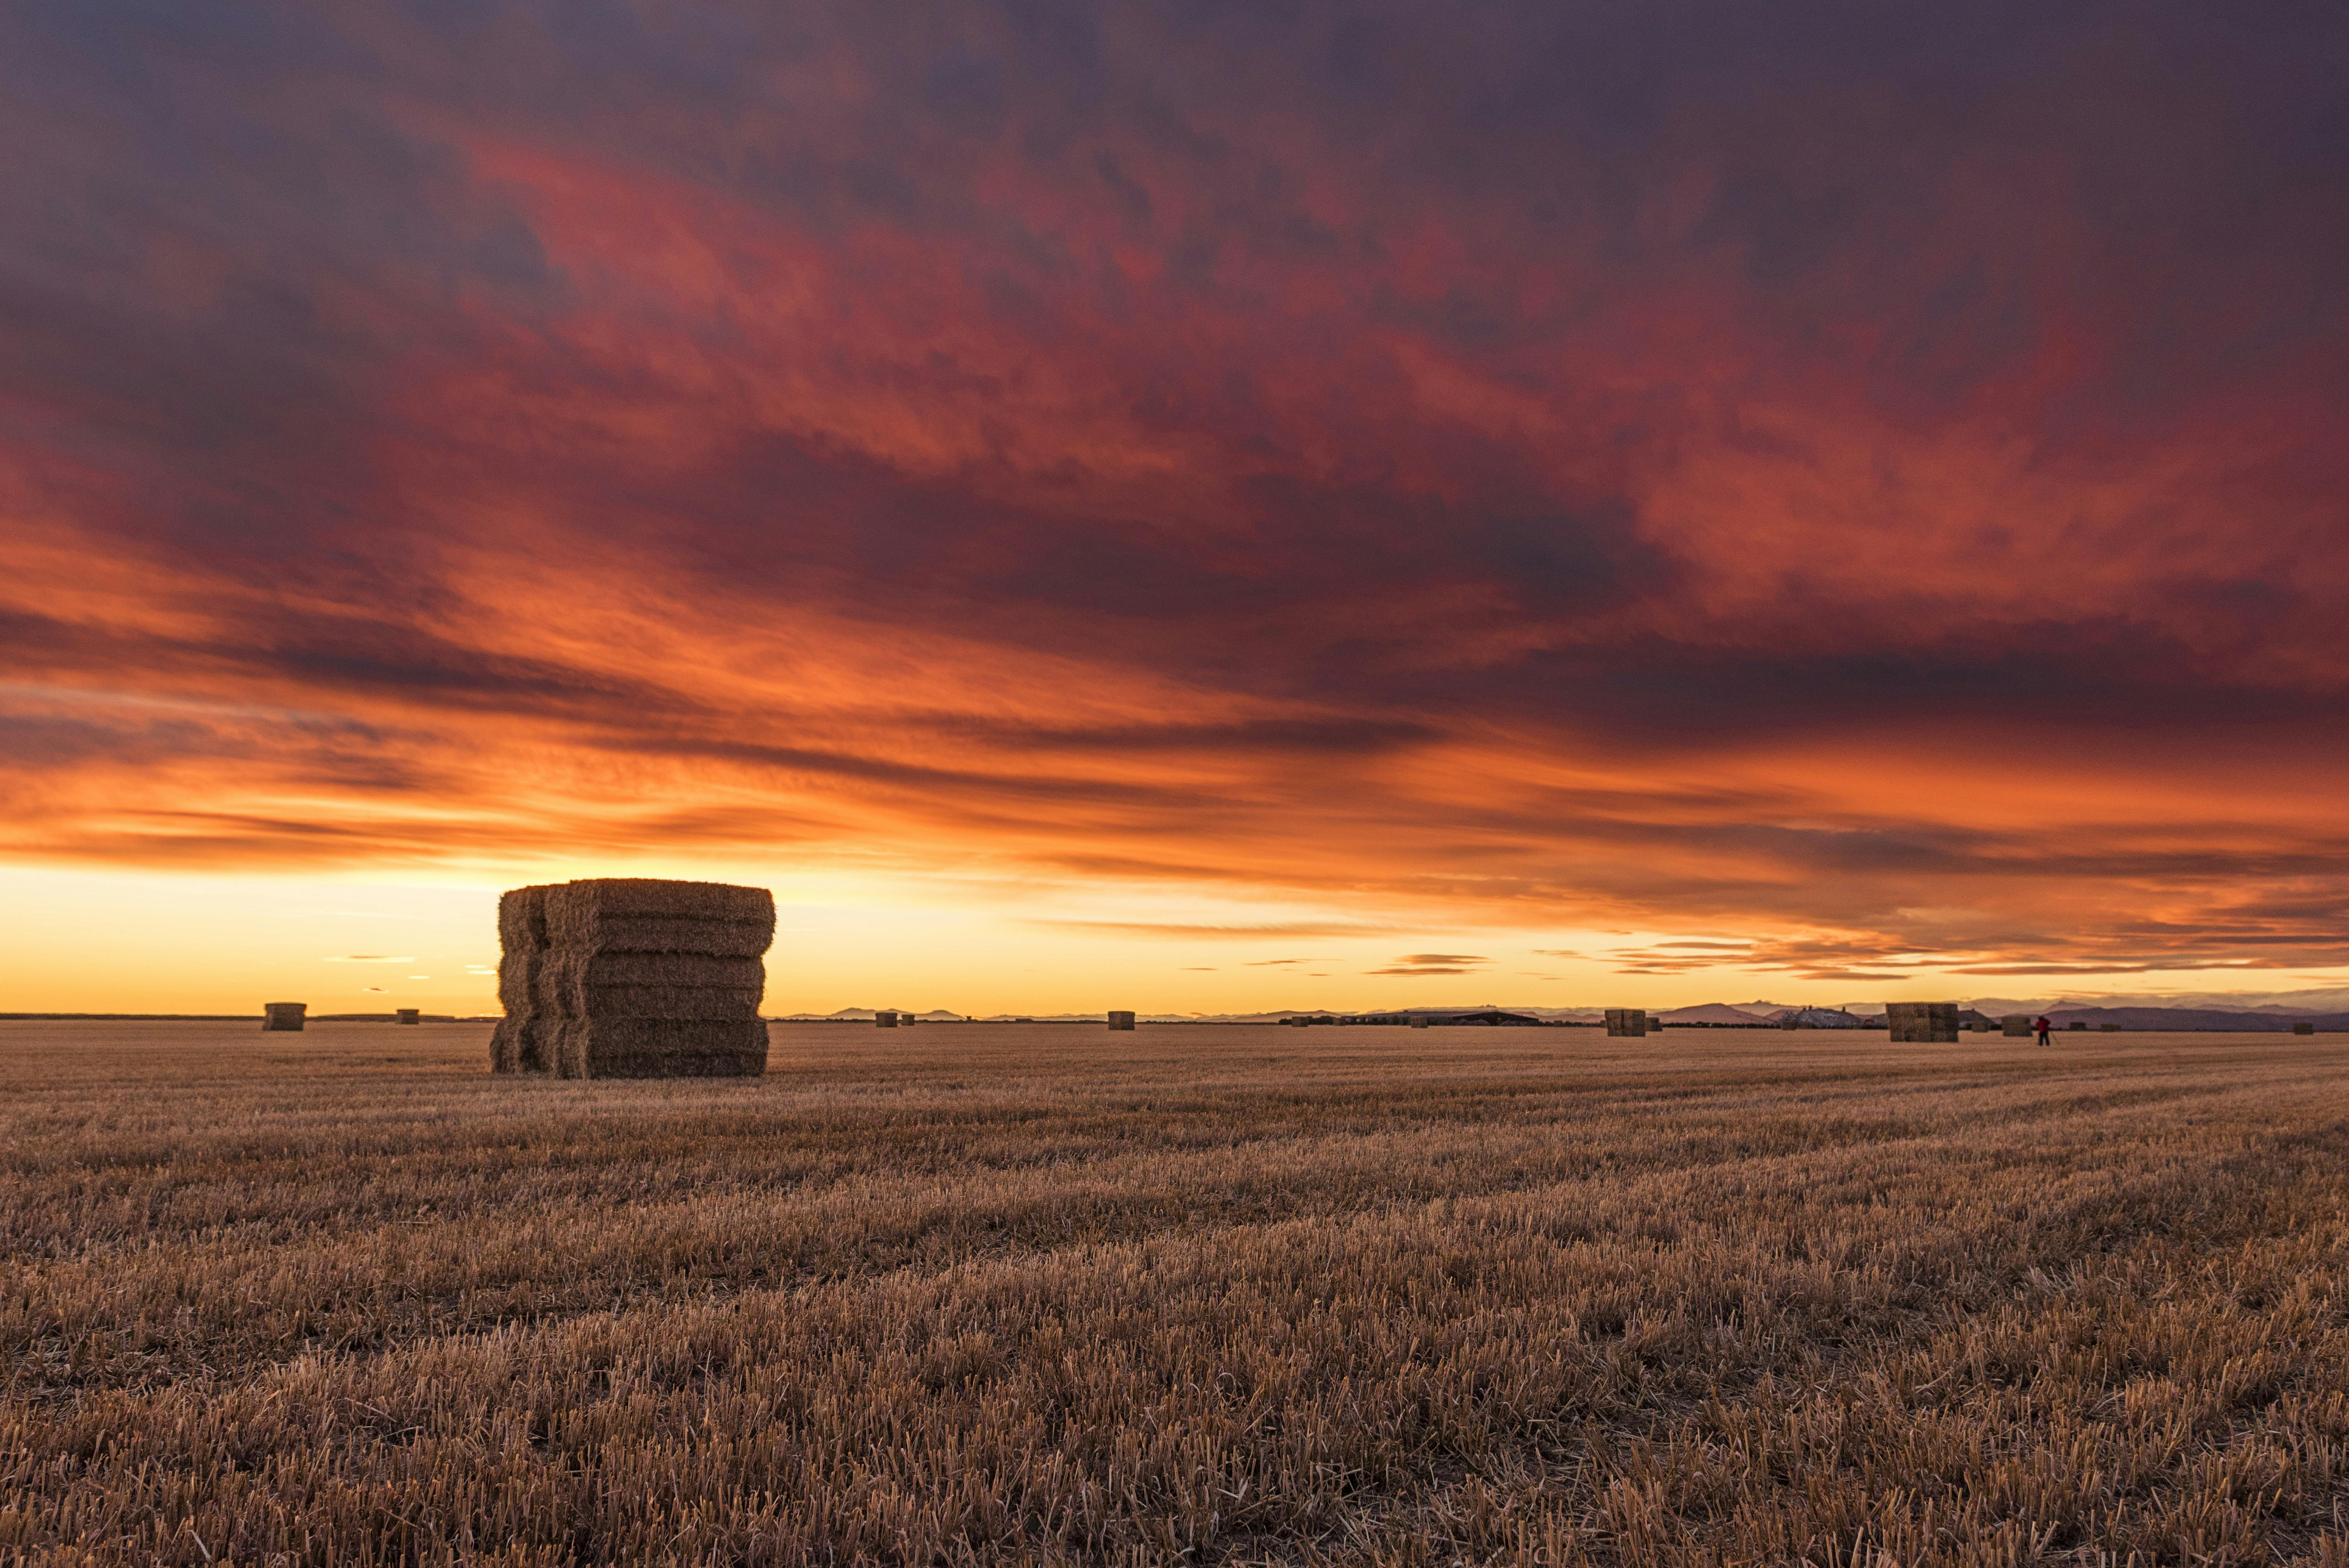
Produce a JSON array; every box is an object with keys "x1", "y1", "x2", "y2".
[
  {"x1": 1887, "y1": 1002, "x2": 1959, "y2": 1043},
  {"x1": 261, "y1": 1002, "x2": 306, "y2": 1032},
  {"x1": 1604, "y1": 1009, "x2": 1647, "y2": 1037},
  {"x1": 395, "y1": 1008, "x2": 419, "y2": 1025},
  {"x1": 1410, "y1": 1014, "x2": 1430, "y2": 1028},
  {"x1": 875, "y1": 1010, "x2": 899, "y2": 1028},
  {"x1": 2294, "y1": 1021, "x2": 2316, "y2": 1035},
  {"x1": 490, "y1": 878, "x2": 773, "y2": 1078},
  {"x1": 901, "y1": 1013, "x2": 920, "y2": 1026},
  {"x1": 1107, "y1": 1010, "x2": 1135, "y2": 1030},
  {"x1": 2099, "y1": 1023, "x2": 2122, "y2": 1032},
  {"x1": 2003, "y1": 1014, "x2": 2033, "y2": 1037}
]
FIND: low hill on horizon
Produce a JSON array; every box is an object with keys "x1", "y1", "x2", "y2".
[{"x1": 1654, "y1": 1003, "x2": 1775, "y2": 1026}]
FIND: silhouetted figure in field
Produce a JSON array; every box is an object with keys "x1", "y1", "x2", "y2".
[{"x1": 2035, "y1": 1015, "x2": 2052, "y2": 1047}]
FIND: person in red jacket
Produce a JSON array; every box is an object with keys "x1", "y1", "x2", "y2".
[{"x1": 2034, "y1": 1015, "x2": 2053, "y2": 1047}]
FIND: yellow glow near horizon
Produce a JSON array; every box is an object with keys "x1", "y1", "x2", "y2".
[{"x1": 5, "y1": 864, "x2": 2343, "y2": 1019}]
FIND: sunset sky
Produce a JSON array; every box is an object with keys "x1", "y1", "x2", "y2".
[{"x1": 4, "y1": 2, "x2": 2346, "y2": 1017}]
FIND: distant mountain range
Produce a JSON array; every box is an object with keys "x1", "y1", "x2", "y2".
[{"x1": 1974, "y1": 986, "x2": 2349, "y2": 1014}]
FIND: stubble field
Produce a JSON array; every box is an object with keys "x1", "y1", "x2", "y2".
[{"x1": 2, "y1": 1019, "x2": 2346, "y2": 1566}]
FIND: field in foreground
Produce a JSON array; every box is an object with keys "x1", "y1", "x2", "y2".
[{"x1": 3, "y1": 1023, "x2": 2347, "y2": 1566}]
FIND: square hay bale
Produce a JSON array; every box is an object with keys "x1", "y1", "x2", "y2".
[
  {"x1": 520, "y1": 1017, "x2": 554, "y2": 1073},
  {"x1": 1604, "y1": 1008, "x2": 1647, "y2": 1037},
  {"x1": 497, "y1": 885, "x2": 556, "y2": 953},
  {"x1": 542, "y1": 879, "x2": 776, "y2": 956},
  {"x1": 530, "y1": 949, "x2": 765, "y2": 1021},
  {"x1": 497, "y1": 951, "x2": 539, "y2": 1014},
  {"x1": 1108, "y1": 1010, "x2": 1135, "y2": 1030},
  {"x1": 489, "y1": 1017, "x2": 524, "y2": 1073},
  {"x1": 2294, "y1": 1021, "x2": 2316, "y2": 1035},
  {"x1": 491, "y1": 886, "x2": 556, "y2": 1074},
  {"x1": 1886, "y1": 1002, "x2": 1959, "y2": 1043},
  {"x1": 552, "y1": 1022, "x2": 588, "y2": 1079},
  {"x1": 395, "y1": 1008, "x2": 419, "y2": 1025},
  {"x1": 2003, "y1": 1014, "x2": 2034, "y2": 1037},
  {"x1": 875, "y1": 1010, "x2": 898, "y2": 1027},
  {"x1": 1410, "y1": 1015, "x2": 1430, "y2": 1028},
  {"x1": 490, "y1": 1015, "x2": 552, "y2": 1073},
  {"x1": 556, "y1": 951, "x2": 766, "y2": 990},
  {"x1": 545, "y1": 877, "x2": 771, "y2": 921},
  {"x1": 543, "y1": 1017, "x2": 768, "y2": 1078},
  {"x1": 262, "y1": 1002, "x2": 306, "y2": 1032},
  {"x1": 558, "y1": 982, "x2": 765, "y2": 1020}
]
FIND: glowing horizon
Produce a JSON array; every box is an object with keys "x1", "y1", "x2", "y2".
[{"x1": 7, "y1": 863, "x2": 2345, "y2": 1020}]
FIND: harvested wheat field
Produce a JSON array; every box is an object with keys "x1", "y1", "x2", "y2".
[{"x1": 4, "y1": 1022, "x2": 2348, "y2": 1565}]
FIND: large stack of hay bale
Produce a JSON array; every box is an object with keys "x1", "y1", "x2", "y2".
[
  {"x1": 1107, "y1": 1010, "x2": 1135, "y2": 1031},
  {"x1": 395, "y1": 1008, "x2": 420, "y2": 1025},
  {"x1": 1604, "y1": 1008, "x2": 1647, "y2": 1037},
  {"x1": 1886, "y1": 1002, "x2": 1959, "y2": 1043},
  {"x1": 490, "y1": 879, "x2": 773, "y2": 1079},
  {"x1": 2002, "y1": 1014, "x2": 2033, "y2": 1037},
  {"x1": 875, "y1": 1010, "x2": 898, "y2": 1028},
  {"x1": 262, "y1": 1002, "x2": 306, "y2": 1032}
]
